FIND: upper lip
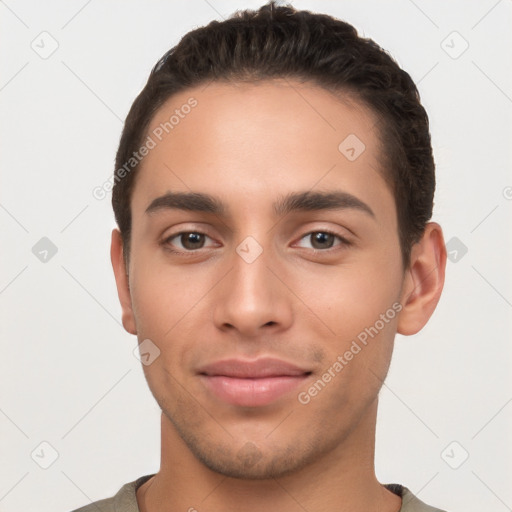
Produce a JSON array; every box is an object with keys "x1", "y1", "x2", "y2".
[{"x1": 198, "y1": 358, "x2": 311, "y2": 378}]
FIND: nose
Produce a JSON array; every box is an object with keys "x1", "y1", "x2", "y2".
[{"x1": 212, "y1": 241, "x2": 293, "y2": 337}]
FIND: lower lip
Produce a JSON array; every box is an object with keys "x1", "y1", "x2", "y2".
[{"x1": 200, "y1": 375, "x2": 309, "y2": 407}]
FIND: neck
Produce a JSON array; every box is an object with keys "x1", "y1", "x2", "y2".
[{"x1": 137, "y1": 398, "x2": 401, "y2": 512}]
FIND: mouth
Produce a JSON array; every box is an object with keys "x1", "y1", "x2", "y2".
[{"x1": 197, "y1": 358, "x2": 312, "y2": 407}]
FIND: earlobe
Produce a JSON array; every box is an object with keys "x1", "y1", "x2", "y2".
[
  {"x1": 110, "y1": 229, "x2": 137, "y2": 335},
  {"x1": 397, "y1": 222, "x2": 447, "y2": 336}
]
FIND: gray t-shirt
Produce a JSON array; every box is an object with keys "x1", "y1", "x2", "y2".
[{"x1": 70, "y1": 475, "x2": 448, "y2": 512}]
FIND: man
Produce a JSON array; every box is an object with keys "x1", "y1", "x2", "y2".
[{"x1": 74, "y1": 2, "x2": 447, "y2": 511}]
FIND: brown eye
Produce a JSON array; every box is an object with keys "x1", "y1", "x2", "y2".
[
  {"x1": 164, "y1": 232, "x2": 214, "y2": 252},
  {"x1": 310, "y1": 232, "x2": 336, "y2": 249},
  {"x1": 180, "y1": 232, "x2": 205, "y2": 250},
  {"x1": 296, "y1": 231, "x2": 348, "y2": 251}
]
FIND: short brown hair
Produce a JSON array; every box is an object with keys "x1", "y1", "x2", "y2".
[{"x1": 112, "y1": 1, "x2": 435, "y2": 266}]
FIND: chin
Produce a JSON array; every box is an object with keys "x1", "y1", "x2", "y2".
[{"x1": 193, "y1": 444, "x2": 307, "y2": 480}]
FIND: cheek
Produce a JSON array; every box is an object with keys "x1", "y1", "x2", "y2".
[
  {"x1": 291, "y1": 248, "x2": 403, "y2": 407},
  {"x1": 295, "y1": 266, "x2": 401, "y2": 421},
  {"x1": 129, "y1": 248, "x2": 208, "y2": 338},
  {"x1": 294, "y1": 256, "x2": 403, "y2": 343},
  {"x1": 128, "y1": 249, "x2": 221, "y2": 385},
  {"x1": 129, "y1": 260, "x2": 199, "y2": 396}
]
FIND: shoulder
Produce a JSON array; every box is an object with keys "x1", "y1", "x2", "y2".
[
  {"x1": 69, "y1": 475, "x2": 155, "y2": 512},
  {"x1": 385, "y1": 483, "x2": 449, "y2": 512}
]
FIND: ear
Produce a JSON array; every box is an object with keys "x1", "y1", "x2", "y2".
[
  {"x1": 397, "y1": 222, "x2": 447, "y2": 336},
  {"x1": 110, "y1": 229, "x2": 137, "y2": 335}
]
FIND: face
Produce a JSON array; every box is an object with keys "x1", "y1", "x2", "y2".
[{"x1": 116, "y1": 79, "x2": 409, "y2": 478}]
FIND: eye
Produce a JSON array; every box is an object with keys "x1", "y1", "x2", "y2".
[
  {"x1": 163, "y1": 231, "x2": 216, "y2": 252},
  {"x1": 295, "y1": 231, "x2": 350, "y2": 251}
]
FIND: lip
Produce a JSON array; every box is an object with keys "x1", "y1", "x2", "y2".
[{"x1": 198, "y1": 358, "x2": 311, "y2": 407}]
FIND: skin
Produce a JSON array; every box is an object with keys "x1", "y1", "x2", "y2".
[{"x1": 111, "y1": 79, "x2": 446, "y2": 512}]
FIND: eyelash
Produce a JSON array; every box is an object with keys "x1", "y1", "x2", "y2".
[{"x1": 161, "y1": 229, "x2": 352, "y2": 256}]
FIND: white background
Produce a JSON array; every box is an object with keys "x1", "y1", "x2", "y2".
[{"x1": 1, "y1": 1, "x2": 511, "y2": 511}]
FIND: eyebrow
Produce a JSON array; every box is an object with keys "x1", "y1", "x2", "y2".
[{"x1": 145, "y1": 190, "x2": 375, "y2": 218}]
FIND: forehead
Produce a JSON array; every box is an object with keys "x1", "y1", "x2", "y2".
[
  {"x1": 145, "y1": 79, "x2": 379, "y2": 158},
  {"x1": 131, "y1": 79, "x2": 392, "y2": 221}
]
